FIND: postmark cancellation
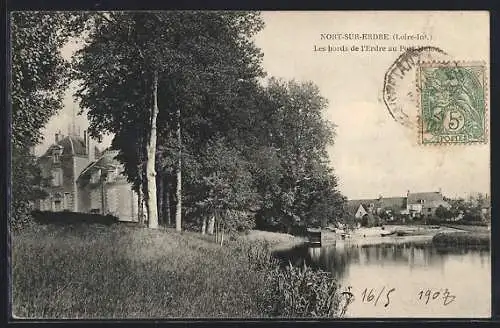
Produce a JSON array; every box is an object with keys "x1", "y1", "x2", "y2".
[{"x1": 417, "y1": 61, "x2": 488, "y2": 145}]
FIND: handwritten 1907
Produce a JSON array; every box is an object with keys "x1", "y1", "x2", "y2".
[{"x1": 418, "y1": 289, "x2": 456, "y2": 306}]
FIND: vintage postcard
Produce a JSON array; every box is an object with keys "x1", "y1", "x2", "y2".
[{"x1": 9, "y1": 11, "x2": 490, "y2": 319}]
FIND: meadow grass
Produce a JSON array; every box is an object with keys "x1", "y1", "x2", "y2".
[
  {"x1": 432, "y1": 231, "x2": 490, "y2": 248},
  {"x1": 12, "y1": 223, "x2": 349, "y2": 319}
]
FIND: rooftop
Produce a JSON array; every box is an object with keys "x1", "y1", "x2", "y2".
[{"x1": 41, "y1": 134, "x2": 100, "y2": 158}]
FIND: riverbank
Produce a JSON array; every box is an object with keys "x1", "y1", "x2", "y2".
[
  {"x1": 319, "y1": 225, "x2": 464, "y2": 246},
  {"x1": 12, "y1": 223, "x2": 344, "y2": 318},
  {"x1": 440, "y1": 224, "x2": 490, "y2": 233},
  {"x1": 317, "y1": 224, "x2": 490, "y2": 248},
  {"x1": 432, "y1": 231, "x2": 490, "y2": 247}
]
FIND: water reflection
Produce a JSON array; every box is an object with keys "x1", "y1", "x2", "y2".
[{"x1": 274, "y1": 240, "x2": 490, "y2": 280}]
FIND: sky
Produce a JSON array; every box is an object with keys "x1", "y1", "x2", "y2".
[{"x1": 34, "y1": 11, "x2": 490, "y2": 200}]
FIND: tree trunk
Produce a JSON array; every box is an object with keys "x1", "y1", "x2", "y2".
[
  {"x1": 207, "y1": 216, "x2": 215, "y2": 235},
  {"x1": 201, "y1": 217, "x2": 207, "y2": 235},
  {"x1": 101, "y1": 176, "x2": 107, "y2": 215},
  {"x1": 166, "y1": 186, "x2": 171, "y2": 226},
  {"x1": 137, "y1": 134, "x2": 145, "y2": 224},
  {"x1": 137, "y1": 185, "x2": 144, "y2": 224},
  {"x1": 157, "y1": 172, "x2": 164, "y2": 226},
  {"x1": 146, "y1": 70, "x2": 159, "y2": 229},
  {"x1": 215, "y1": 219, "x2": 219, "y2": 243},
  {"x1": 175, "y1": 106, "x2": 182, "y2": 232}
]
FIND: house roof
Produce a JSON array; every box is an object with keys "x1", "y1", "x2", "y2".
[
  {"x1": 347, "y1": 191, "x2": 451, "y2": 215},
  {"x1": 347, "y1": 196, "x2": 406, "y2": 213},
  {"x1": 407, "y1": 192, "x2": 444, "y2": 204},
  {"x1": 41, "y1": 134, "x2": 100, "y2": 157},
  {"x1": 347, "y1": 199, "x2": 377, "y2": 214},
  {"x1": 423, "y1": 200, "x2": 451, "y2": 209},
  {"x1": 77, "y1": 149, "x2": 121, "y2": 181},
  {"x1": 379, "y1": 197, "x2": 407, "y2": 209}
]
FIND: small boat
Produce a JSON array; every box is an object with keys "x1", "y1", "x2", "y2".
[
  {"x1": 381, "y1": 231, "x2": 397, "y2": 237},
  {"x1": 340, "y1": 232, "x2": 352, "y2": 240},
  {"x1": 307, "y1": 229, "x2": 322, "y2": 247}
]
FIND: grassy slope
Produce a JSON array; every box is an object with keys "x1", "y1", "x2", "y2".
[{"x1": 12, "y1": 224, "x2": 279, "y2": 319}]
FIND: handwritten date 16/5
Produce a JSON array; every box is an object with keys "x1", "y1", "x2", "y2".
[
  {"x1": 417, "y1": 288, "x2": 456, "y2": 306},
  {"x1": 361, "y1": 287, "x2": 395, "y2": 307}
]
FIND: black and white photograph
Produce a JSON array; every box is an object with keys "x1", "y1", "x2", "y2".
[{"x1": 9, "y1": 11, "x2": 490, "y2": 319}]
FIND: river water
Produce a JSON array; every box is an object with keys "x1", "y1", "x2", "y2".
[{"x1": 274, "y1": 237, "x2": 491, "y2": 318}]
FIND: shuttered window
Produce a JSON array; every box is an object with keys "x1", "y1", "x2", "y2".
[{"x1": 52, "y1": 169, "x2": 63, "y2": 186}]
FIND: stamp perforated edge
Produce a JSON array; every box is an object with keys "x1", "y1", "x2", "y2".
[{"x1": 415, "y1": 60, "x2": 489, "y2": 146}]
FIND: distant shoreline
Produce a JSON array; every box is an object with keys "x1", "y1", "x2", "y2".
[{"x1": 315, "y1": 224, "x2": 489, "y2": 247}]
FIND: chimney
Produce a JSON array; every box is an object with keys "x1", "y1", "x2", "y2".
[
  {"x1": 55, "y1": 130, "x2": 62, "y2": 143},
  {"x1": 407, "y1": 190, "x2": 410, "y2": 197},
  {"x1": 88, "y1": 135, "x2": 95, "y2": 162}
]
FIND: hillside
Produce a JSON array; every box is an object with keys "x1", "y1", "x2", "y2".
[{"x1": 12, "y1": 223, "x2": 278, "y2": 318}]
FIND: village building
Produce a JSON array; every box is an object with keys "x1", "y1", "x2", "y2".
[
  {"x1": 34, "y1": 131, "x2": 138, "y2": 222},
  {"x1": 347, "y1": 190, "x2": 451, "y2": 221},
  {"x1": 405, "y1": 191, "x2": 451, "y2": 217}
]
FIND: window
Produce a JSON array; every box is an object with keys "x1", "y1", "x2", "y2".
[
  {"x1": 51, "y1": 169, "x2": 63, "y2": 186},
  {"x1": 54, "y1": 200, "x2": 62, "y2": 211},
  {"x1": 63, "y1": 193, "x2": 71, "y2": 210},
  {"x1": 52, "y1": 146, "x2": 63, "y2": 163},
  {"x1": 106, "y1": 169, "x2": 115, "y2": 182},
  {"x1": 90, "y1": 169, "x2": 101, "y2": 184}
]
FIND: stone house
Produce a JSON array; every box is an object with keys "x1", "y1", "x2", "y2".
[
  {"x1": 77, "y1": 149, "x2": 138, "y2": 221},
  {"x1": 405, "y1": 191, "x2": 451, "y2": 218},
  {"x1": 35, "y1": 131, "x2": 138, "y2": 222}
]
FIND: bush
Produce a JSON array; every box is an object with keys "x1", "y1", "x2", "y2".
[
  {"x1": 229, "y1": 238, "x2": 353, "y2": 318},
  {"x1": 31, "y1": 211, "x2": 120, "y2": 226},
  {"x1": 426, "y1": 217, "x2": 443, "y2": 225},
  {"x1": 265, "y1": 262, "x2": 353, "y2": 317}
]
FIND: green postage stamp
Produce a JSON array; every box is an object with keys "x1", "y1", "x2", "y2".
[{"x1": 418, "y1": 61, "x2": 487, "y2": 145}]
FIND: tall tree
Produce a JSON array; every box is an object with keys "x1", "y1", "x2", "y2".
[
  {"x1": 190, "y1": 138, "x2": 260, "y2": 242},
  {"x1": 175, "y1": 106, "x2": 182, "y2": 231},
  {"x1": 75, "y1": 12, "x2": 265, "y2": 230},
  {"x1": 253, "y1": 78, "x2": 345, "y2": 232},
  {"x1": 74, "y1": 13, "x2": 188, "y2": 228},
  {"x1": 159, "y1": 12, "x2": 265, "y2": 232}
]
